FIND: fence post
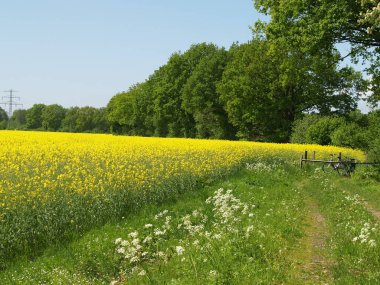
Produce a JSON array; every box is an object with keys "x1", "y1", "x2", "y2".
[{"x1": 313, "y1": 151, "x2": 316, "y2": 160}]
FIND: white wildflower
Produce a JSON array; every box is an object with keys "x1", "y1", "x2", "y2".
[
  {"x1": 213, "y1": 233, "x2": 222, "y2": 240},
  {"x1": 121, "y1": 240, "x2": 130, "y2": 247},
  {"x1": 138, "y1": 269, "x2": 146, "y2": 276},
  {"x1": 131, "y1": 238, "x2": 140, "y2": 247},
  {"x1": 117, "y1": 247, "x2": 126, "y2": 254},
  {"x1": 143, "y1": 236, "x2": 152, "y2": 244},
  {"x1": 369, "y1": 240, "x2": 376, "y2": 247},
  {"x1": 130, "y1": 256, "x2": 140, "y2": 263},
  {"x1": 175, "y1": 246, "x2": 185, "y2": 255}
]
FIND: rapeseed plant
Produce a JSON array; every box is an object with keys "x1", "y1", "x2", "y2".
[{"x1": 0, "y1": 130, "x2": 364, "y2": 264}]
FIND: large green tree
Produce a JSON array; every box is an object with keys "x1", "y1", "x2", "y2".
[
  {"x1": 217, "y1": 39, "x2": 363, "y2": 142},
  {"x1": 151, "y1": 43, "x2": 228, "y2": 137},
  {"x1": 253, "y1": 0, "x2": 380, "y2": 105},
  {"x1": 181, "y1": 45, "x2": 235, "y2": 139}
]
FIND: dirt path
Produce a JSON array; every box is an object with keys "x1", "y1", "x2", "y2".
[
  {"x1": 290, "y1": 196, "x2": 333, "y2": 284},
  {"x1": 361, "y1": 200, "x2": 380, "y2": 221}
]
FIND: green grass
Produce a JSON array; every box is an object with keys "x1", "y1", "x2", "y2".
[
  {"x1": 1, "y1": 162, "x2": 379, "y2": 284},
  {"x1": 306, "y1": 168, "x2": 380, "y2": 284},
  {"x1": 0, "y1": 162, "x2": 307, "y2": 284}
]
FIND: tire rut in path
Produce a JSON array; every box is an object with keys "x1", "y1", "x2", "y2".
[
  {"x1": 361, "y1": 199, "x2": 380, "y2": 221},
  {"x1": 290, "y1": 196, "x2": 333, "y2": 284}
]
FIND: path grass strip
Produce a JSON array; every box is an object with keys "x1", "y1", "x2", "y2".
[
  {"x1": 334, "y1": 174, "x2": 380, "y2": 221},
  {"x1": 289, "y1": 194, "x2": 332, "y2": 285},
  {"x1": 307, "y1": 170, "x2": 380, "y2": 284},
  {"x1": 0, "y1": 162, "x2": 306, "y2": 285}
]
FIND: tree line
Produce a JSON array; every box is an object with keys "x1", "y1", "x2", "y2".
[
  {"x1": 107, "y1": 41, "x2": 366, "y2": 142},
  {"x1": 0, "y1": 104, "x2": 108, "y2": 133}
]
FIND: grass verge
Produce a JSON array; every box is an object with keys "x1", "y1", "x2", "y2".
[{"x1": 1, "y1": 161, "x2": 306, "y2": 284}]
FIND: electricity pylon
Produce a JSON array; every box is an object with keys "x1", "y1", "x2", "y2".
[{"x1": 0, "y1": 89, "x2": 23, "y2": 118}]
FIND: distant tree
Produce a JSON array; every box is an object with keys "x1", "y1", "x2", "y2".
[
  {"x1": 0, "y1": 106, "x2": 8, "y2": 129},
  {"x1": 0, "y1": 107, "x2": 8, "y2": 121},
  {"x1": 61, "y1": 106, "x2": 109, "y2": 133},
  {"x1": 26, "y1": 104, "x2": 46, "y2": 129},
  {"x1": 41, "y1": 104, "x2": 66, "y2": 131},
  {"x1": 75, "y1": 106, "x2": 98, "y2": 132},
  {"x1": 9, "y1": 109, "x2": 27, "y2": 129},
  {"x1": 346, "y1": 109, "x2": 370, "y2": 127},
  {"x1": 93, "y1": 107, "x2": 109, "y2": 133},
  {"x1": 61, "y1": 107, "x2": 80, "y2": 132},
  {"x1": 305, "y1": 117, "x2": 345, "y2": 145},
  {"x1": 290, "y1": 114, "x2": 322, "y2": 144},
  {"x1": 107, "y1": 89, "x2": 138, "y2": 134}
]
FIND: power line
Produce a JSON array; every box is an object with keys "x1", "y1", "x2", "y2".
[{"x1": 0, "y1": 89, "x2": 23, "y2": 118}]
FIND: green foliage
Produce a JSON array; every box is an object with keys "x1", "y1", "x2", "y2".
[
  {"x1": 63, "y1": 106, "x2": 109, "y2": 133},
  {"x1": 367, "y1": 110, "x2": 380, "y2": 163},
  {"x1": 9, "y1": 109, "x2": 27, "y2": 129},
  {"x1": 0, "y1": 107, "x2": 8, "y2": 130},
  {"x1": 309, "y1": 171, "x2": 380, "y2": 283},
  {"x1": 181, "y1": 46, "x2": 235, "y2": 139},
  {"x1": 107, "y1": 43, "x2": 237, "y2": 139},
  {"x1": 217, "y1": 39, "x2": 361, "y2": 142},
  {"x1": 290, "y1": 114, "x2": 321, "y2": 144},
  {"x1": 218, "y1": 41, "x2": 285, "y2": 141},
  {"x1": 291, "y1": 110, "x2": 379, "y2": 166},
  {"x1": 25, "y1": 104, "x2": 46, "y2": 129},
  {"x1": 107, "y1": 84, "x2": 153, "y2": 136},
  {"x1": 253, "y1": 0, "x2": 380, "y2": 105},
  {"x1": 41, "y1": 104, "x2": 66, "y2": 131},
  {"x1": 0, "y1": 107, "x2": 8, "y2": 121},
  {"x1": 331, "y1": 123, "x2": 369, "y2": 150},
  {"x1": 305, "y1": 116, "x2": 345, "y2": 145},
  {"x1": 61, "y1": 107, "x2": 80, "y2": 132},
  {"x1": 0, "y1": 121, "x2": 7, "y2": 130}
]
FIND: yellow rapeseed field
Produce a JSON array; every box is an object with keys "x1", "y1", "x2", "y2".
[
  {"x1": 0, "y1": 130, "x2": 364, "y2": 262},
  {"x1": 0, "y1": 130, "x2": 364, "y2": 208}
]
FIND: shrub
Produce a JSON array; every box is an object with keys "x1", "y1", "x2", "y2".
[
  {"x1": 290, "y1": 114, "x2": 321, "y2": 144},
  {"x1": 367, "y1": 111, "x2": 380, "y2": 163},
  {"x1": 331, "y1": 123, "x2": 369, "y2": 150},
  {"x1": 305, "y1": 116, "x2": 345, "y2": 145}
]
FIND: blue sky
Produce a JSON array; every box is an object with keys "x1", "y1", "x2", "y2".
[
  {"x1": 1, "y1": 1, "x2": 373, "y2": 113},
  {"x1": 0, "y1": 0, "x2": 260, "y2": 110}
]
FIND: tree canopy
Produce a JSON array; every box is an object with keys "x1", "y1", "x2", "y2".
[{"x1": 253, "y1": 0, "x2": 380, "y2": 105}]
